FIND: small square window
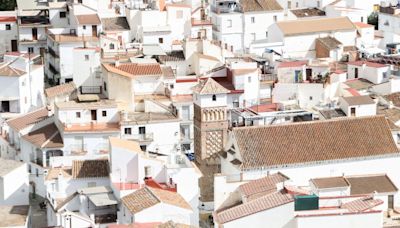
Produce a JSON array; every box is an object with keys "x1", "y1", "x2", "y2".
[
  {"x1": 124, "y1": 128, "x2": 132, "y2": 135},
  {"x1": 76, "y1": 112, "x2": 81, "y2": 118},
  {"x1": 5, "y1": 24, "x2": 11, "y2": 30},
  {"x1": 83, "y1": 25, "x2": 86, "y2": 29},
  {"x1": 266, "y1": 31, "x2": 268, "y2": 38},
  {"x1": 212, "y1": 95, "x2": 217, "y2": 101},
  {"x1": 309, "y1": 96, "x2": 313, "y2": 101},
  {"x1": 158, "y1": 38, "x2": 163, "y2": 44},
  {"x1": 248, "y1": 76, "x2": 251, "y2": 83},
  {"x1": 251, "y1": 17, "x2": 255, "y2": 23},
  {"x1": 28, "y1": 47, "x2": 34, "y2": 53},
  {"x1": 59, "y1": 12, "x2": 66, "y2": 18},
  {"x1": 85, "y1": 55, "x2": 89, "y2": 61},
  {"x1": 102, "y1": 110, "x2": 107, "y2": 117},
  {"x1": 273, "y1": 15, "x2": 277, "y2": 22}
]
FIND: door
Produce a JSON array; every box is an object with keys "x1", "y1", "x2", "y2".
[
  {"x1": 92, "y1": 25, "x2": 97, "y2": 37},
  {"x1": 11, "y1": 40, "x2": 17, "y2": 52},
  {"x1": 91, "y1": 110, "x2": 97, "y2": 121},
  {"x1": 40, "y1": 47, "x2": 45, "y2": 58},
  {"x1": 354, "y1": 68, "x2": 358, "y2": 78},
  {"x1": 139, "y1": 126, "x2": 146, "y2": 141},
  {"x1": 295, "y1": 70, "x2": 301, "y2": 83},
  {"x1": 1, "y1": 101, "x2": 10, "y2": 112},
  {"x1": 32, "y1": 28, "x2": 38, "y2": 40},
  {"x1": 306, "y1": 69, "x2": 312, "y2": 81}
]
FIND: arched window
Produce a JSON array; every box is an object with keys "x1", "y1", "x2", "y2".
[
  {"x1": 109, "y1": 43, "x2": 115, "y2": 50},
  {"x1": 212, "y1": 95, "x2": 216, "y2": 101}
]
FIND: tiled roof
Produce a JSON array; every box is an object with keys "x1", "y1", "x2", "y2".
[
  {"x1": 347, "y1": 61, "x2": 387, "y2": 68},
  {"x1": 316, "y1": 37, "x2": 342, "y2": 50},
  {"x1": 71, "y1": 159, "x2": 109, "y2": 179},
  {"x1": 21, "y1": 124, "x2": 63, "y2": 148},
  {"x1": 102, "y1": 17, "x2": 130, "y2": 31},
  {"x1": 384, "y1": 92, "x2": 400, "y2": 107},
  {"x1": 341, "y1": 95, "x2": 375, "y2": 106},
  {"x1": 75, "y1": 14, "x2": 101, "y2": 25},
  {"x1": 215, "y1": 191, "x2": 293, "y2": 224},
  {"x1": 0, "y1": 64, "x2": 25, "y2": 77},
  {"x1": 7, "y1": 107, "x2": 50, "y2": 132},
  {"x1": 192, "y1": 77, "x2": 229, "y2": 95},
  {"x1": 121, "y1": 187, "x2": 192, "y2": 214},
  {"x1": 239, "y1": 0, "x2": 283, "y2": 12},
  {"x1": 277, "y1": 60, "x2": 308, "y2": 68},
  {"x1": 103, "y1": 63, "x2": 163, "y2": 78},
  {"x1": 311, "y1": 177, "x2": 350, "y2": 189},
  {"x1": 109, "y1": 137, "x2": 142, "y2": 153},
  {"x1": 158, "y1": 221, "x2": 193, "y2": 228},
  {"x1": 276, "y1": 17, "x2": 355, "y2": 36},
  {"x1": 230, "y1": 116, "x2": 399, "y2": 170},
  {"x1": 161, "y1": 66, "x2": 175, "y2": 79},
  {"x1": 45, "y1": 167, "x2": 72, "y2": 181},
  {"x1": 354, "y1": 22, "x2": 374, "y2": 29},
  {"x1": 346, "y1": 174, "x2": 398, "y2": 195},
  {"x1": 341, "y1": 197, "x2": 383, "y2": 212},
  {"x1": 238, "y1": 173, "x2": 289, "y2": 198},
  {"x1": 45, "y1": 82, "x2": 76, "y2": 98}
]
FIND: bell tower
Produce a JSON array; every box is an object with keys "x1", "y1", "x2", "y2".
[{"x1": 193, "y1": 77, "x2": 229, "y2": 201}]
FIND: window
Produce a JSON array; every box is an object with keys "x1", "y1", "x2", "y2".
[
  {"x1": 309, "y1": 96, "x2": 313, "y2": 100},
  {"x1": 109, "y1": 43, "x2": 115, "y2": 50},
  {"x1": 28, "y1": 47, "x2": 34, "y2": 53},
  {"x1": 104, "y1": 82, "x2": 107, "y2": 91},
  {"x1": 159, "y1": 37, "x2": 163, "y2": 44},
  {"x1": 212, "y1": 94, "x2": 217, "y2": 101},
  {"x1": 84, "y1": 55, "x2": 89, "y2": 61},
  {"x1": 140, "y1": 145, "x2": 147, "y2": 151},
  {"x1": 288, "y1": 1, "x2": 291, "y2": 9},
  {"x1": 170, "y1": 84, "x2": 174, "y2": 89},
  {"x1": 248, "y1": 76, "x2": 251, "y2": 83},
  {"x1": 383, "y1": 72, "x2": 387, "y2": 78},
  {"x1": 36, "y1": 168, "x2": 39, "y2": 177},
  {"x1": 60, "y1": 12, "x2": 66, "y2": 18},
  {"x1": 361, "y1": 17, "x2": 363, "y2": 22},
  {"x1": 76, "y1": 112, "x2": 81, "y2": 118},
  {"x1": 5, "y1": 24, "x2": 11, "y2": 30},
  {"x1": 251, "y1": 17, "x2": 255, "y2": 23},
  {"x1": 317, "y1": 1, "x2": 320, "y2": 8},
  {"x1": 83, "y1": 25, "x2": 86, "y2": 29},
  {"x1": 295, "y1": 2, "x2": 299, "y2": 7},
  {"x1": 273, "y1": 15, "x2": 277, "y2": 22},
  {"x1": 102, "y1": 110, "x2": 107, "y2": 117},
  {"x1": 266, "y1": 31, "x2": 268, "y2": 38},
  {"x1": 139, "y1": 126, "x2": 146, "y2": 134},
  {"x1": 78, "y1": 0, "x2": 82, "y2": 3},
  {"x1": 227, "y1": 19, "x2": 232, "y2": 28},
  {"x1": 124, "y1": 128, "x2": 132, "y2": 135},
  {"x1": 176, "y1": 10, "x2": 183, "y2": 19}
]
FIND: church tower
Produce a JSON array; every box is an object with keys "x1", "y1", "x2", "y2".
[{"x1": 193, "y1": 77, "x2": 229, "y2": 201}]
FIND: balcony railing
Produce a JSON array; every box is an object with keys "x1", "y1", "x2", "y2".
[
  {"x1": 125, "y1": 133, "x2": 154, "y2": 142},
  {"x1": 260, "y1": 74, "x2": 277, "y2": 83}
]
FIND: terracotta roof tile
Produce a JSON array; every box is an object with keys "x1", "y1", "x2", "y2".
[
  {"x1": 341, "y1": 95, "x2": 375, "y2": 106},
  {"x1": 341, "y1": 197, "x2": 383, "y2": 212},
  {"x1": 384, "y1": 92, "x2": 400, "y2": 107},
  {"x1": 71, "y1": 159, "x2": 109, "y2": 179},
  {"x1": 316, "y1": 36, "x2": 342, "y2": 50},
  {"x1": 103, "y1": 63, "x2": 163, "y2": 78},
  {"x1": 121, "y1": 187, "x2": 192, "y2": 214},
  {"x1": 45, "y1": 82, "x2": 76, "y2": 98},
  {"x1": 45, "y1": 167, "x2": 72, "y2": 181},
  {"x1": 193, "y1": 77, "x2": 229, "y2": 95},
  {"x1": 277, "y1": 17, "x2": 355, "y2": 36},
  {"x1": 346, "y1": 174, "x2": 398, "y2": 195},
  {"x1": 215, "y1": 191, "x2": 293, "y2": 224},
  {"x1": 22, "y1": 124, "x2": 63, "y2": 148},
  {"x1": 278, "y1": 60, "x2": 308, "y2": 68},
  {"x1": 311, "y1": 176, "x2": 349, "y2": 189},
  {"x1": 102, "y1": 17, "x2": 130, "y2": 31},
  {"x1": 240, "y1": 0, "x2": 283, "y2": 12},
  {"x1": 7, "y1": 108, "x2": 50, "y2": 132},
  {"x1": 239, "y1": 173, "x2": 289, "y2": 198},
  {"x1": 347, "y1": 61, "x2": 387, "y2": 68},
  {"x1": 230, "y1": 116, "x2": 399, "y2": 170},
  {"x1": 75, "y1": 14, "x2": 101, "y2": 25},
  {"x1": 0, "y1": 64, "x2": 25, "y2": 77}
]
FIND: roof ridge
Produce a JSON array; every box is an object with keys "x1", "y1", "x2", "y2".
[{"x1": 146, "y1": 186, "x2": 163, "y2": 204}]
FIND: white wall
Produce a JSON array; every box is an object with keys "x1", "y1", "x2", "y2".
[
  {"x1": 296, "y1": 211, "x2": 382, "y2": 228},
  {"x1": 0, "y1": 163, "x2": 29, "y2": 206}
]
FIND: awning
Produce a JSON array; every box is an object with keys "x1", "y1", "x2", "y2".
[{"x1": 88, "y1": 193, "x2": 118, "y2": 207}]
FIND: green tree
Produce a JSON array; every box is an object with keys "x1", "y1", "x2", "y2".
[
  {"x1": 0, "y1": 0, "x2": 16, "y2": 11},
  {"x1": 368, "y1": 12, "x2": 379, "y2": 30}
]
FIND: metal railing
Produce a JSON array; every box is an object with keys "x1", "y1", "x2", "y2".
[{"x1": 125, "y1": 133, "x2": 154, "y2": 142}]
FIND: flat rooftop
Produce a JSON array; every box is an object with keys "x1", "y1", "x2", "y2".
[
  {"x1": 55, "y1": 99, "x2": 118, "y2": 110},
  {"x1": 0, "y1": 205, "x2": 29, "y2": 227}
]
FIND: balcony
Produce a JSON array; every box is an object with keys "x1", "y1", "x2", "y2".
[
  {"x1": 19, "y1": 16, "x2": 50, "y2": 27},
  {"x1": 69, "y1": 144, "x2": 87, "y2": 156},
  {"x1": 260, "y1": 74, "x2": 277, "y2": 84},
  {"x1": 125, "y1": 133, "x2": 154, "y2": 142}
]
